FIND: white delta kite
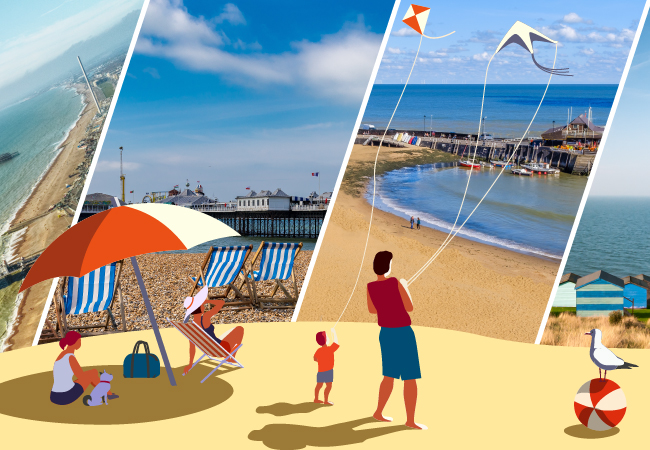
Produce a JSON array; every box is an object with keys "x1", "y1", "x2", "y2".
[{"x1": 585, "y1": 328, "x2": 638, "y2": 380}]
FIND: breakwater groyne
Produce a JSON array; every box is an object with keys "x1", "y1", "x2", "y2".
[{"x1": 356, "y1": 133, "x2": 595, "y2": 175}]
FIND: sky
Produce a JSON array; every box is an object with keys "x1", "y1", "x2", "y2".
[
  {"x1": 0, "y1": 0, "x2": 144, "y2": 95},
  {"x1": 377, "y1": 0, "x2": 646, "y2": 84},
  {"x1": 588, "y1": 14, "x2": 650, "y2": 197},
  {"x1": 89, "y1": 0, "x2": 396, "y2": 202}
]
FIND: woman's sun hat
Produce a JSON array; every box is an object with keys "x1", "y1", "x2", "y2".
[{"x1": 183, "y1": 286, "x2": 209, "y2": 323}]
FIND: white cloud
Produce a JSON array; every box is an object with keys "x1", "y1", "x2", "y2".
[
  {"x1": 0, "y1": 0, "x2": 141, "y2": 90},
  {"x1": 95, "y1": 160, "x2": 142, "y2": 172},
  {"x1": 472, "y1": 52, "x2": 490, "y2": 61},
  {"x1": 143, "y1": 67, "x2": 160, "y2": 78},
  {"x1": 581, "y1": 48, "x2": 595, "y2": 56},
  {"x1": 391, "y1": 27, "x2": 419, "y2": 37},
  {"x1": 387, "y1": 47, "x2": 402, "y2": 54},
  {"x1": 136, "y1": 0, "x2": 382, "y2": 102},
  {"x1": 213, "y1": 3, "x2": 245, "y2": 25},
  {"x1": 563, "y1": 13, "x2": 592, "y2": 24}
]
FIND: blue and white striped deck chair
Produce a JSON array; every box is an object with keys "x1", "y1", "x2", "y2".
[
  {"x1": 248, "y1": 242, "x2": 303, "y2": 309},
  {"x1": 188, "y1": 245, "x2": 254, "y2": 310},
  {"x1": 55, "y1": 260, "x2": 125, "y2": 336}
]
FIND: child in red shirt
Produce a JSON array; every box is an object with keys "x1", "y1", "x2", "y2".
[{"x1": 314, "y1": 328, "x2": 339, "y2": 405}]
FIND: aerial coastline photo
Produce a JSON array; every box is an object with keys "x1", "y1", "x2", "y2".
[{"x1": 0, "y1": 0, "x2": 145, "y2": 351}]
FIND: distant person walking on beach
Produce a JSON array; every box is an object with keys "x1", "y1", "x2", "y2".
[
  {"x1": 367, "y1": 251, "x2": 425, "y2": 430},
  {"x1": 314, "y1": 328, "x2": 339, "y2": 405},
  {"x1": 410, "y1": 216, "x2": 414, "y2": 229},
  {"x1": 50, "y1": 331, "x2": 118, "y2": 405},
  {"x1": 417, "y1": 218, "x2": 421, "y2": 230}
]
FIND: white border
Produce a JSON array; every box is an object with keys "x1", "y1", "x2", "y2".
[
  {"x1": 534, "y1": 0, "x2": 650, "y2": 344},
  {"x1": 31, "y1": 0, "x2": 151, "y2": 347},
  {"x1": 291, "y1": 0, "x2": 401, "y2": 321}
]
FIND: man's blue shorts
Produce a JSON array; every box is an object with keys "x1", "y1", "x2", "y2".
[{"x1": 379, "y1": 325, "x2": 421, "y2": 380}]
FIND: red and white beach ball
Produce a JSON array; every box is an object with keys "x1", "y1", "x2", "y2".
[{"x1": 574, "y1": 379, "x2": 626, "y2": 431}]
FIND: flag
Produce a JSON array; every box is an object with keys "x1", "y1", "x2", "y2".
[
  {"x1": 174, "y1": 185, "x2": 179, "y2": 188},
  {"x1": 129, "y1": 191, "x2": 134, "y2": 193},
  {"x1": 312, "y1": 172, "x2": 319, "y2": 176},
  {"x1": 246, "y1": 187, "x2": 251, "y2": 190}
]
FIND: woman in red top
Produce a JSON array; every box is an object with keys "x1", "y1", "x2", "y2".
[{"x1": 367, "y1": 251, "x2": 425, "y2": 430}]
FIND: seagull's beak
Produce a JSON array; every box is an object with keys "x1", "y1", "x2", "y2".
[{"x1": 584, "y1": 332, "x2": 590, "y2": 336}]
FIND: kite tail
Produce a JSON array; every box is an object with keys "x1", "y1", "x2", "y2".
[{"x1": 532, "y1": 53, "x2": 572, "y2": 76}]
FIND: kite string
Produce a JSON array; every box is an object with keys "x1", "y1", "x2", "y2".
[
  {"x1": 407, "y1": 55, "x2": 494, "y2": 285},
  {"x1": 333, "y1": 34, "x2": 424, "y2": 328},
  {"x1": 407, "y1": 44, "x2": 558, "y2": 286}
]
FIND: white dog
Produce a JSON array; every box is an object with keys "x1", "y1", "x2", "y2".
[{"x1": 83, "y1": 370, "x2": 113, "y2": 406}]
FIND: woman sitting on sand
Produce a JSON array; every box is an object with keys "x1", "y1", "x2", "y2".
[
  {"x1": 183, "y1": 287, "x2": 245, "y2": 375},
  {"x1": 367, "y1": 251, "x2": 425, "y2": 430},
  {"x1": 50, "y1": 331, "x2": 118, "y2": 406}
]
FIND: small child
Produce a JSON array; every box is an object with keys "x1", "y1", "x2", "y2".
[{"x1": 314, "y1": 327, "x2": 339, "y2": 405}]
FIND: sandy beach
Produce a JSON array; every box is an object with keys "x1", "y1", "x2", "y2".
[
  {"x1": 297, "y1": 143, "x2": 560, "y2": 343},
  {"x1": 0, "y1": 322, "x2": 645, "y2": 448},
  {"x1": 3, "y1": 86, "x2": 95, "y2": 350}
]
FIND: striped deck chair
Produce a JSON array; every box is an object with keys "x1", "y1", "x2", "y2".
[
  {"x1": 53, "y1": 260, "x2": 126, "y2": 337},
  {"x1": 247, "y1": 242, "x2": 303, "y2": 309},
  {"x1": 188, "y1": 245, "x2": 254, "y2": 310},
  {"x1": 167, "y1": 319, "x2": 243, "y2": 383}
]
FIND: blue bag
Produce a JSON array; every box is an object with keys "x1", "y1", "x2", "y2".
[{"x1": 123, "y1": 340, "x2": 160, "y2": 378}]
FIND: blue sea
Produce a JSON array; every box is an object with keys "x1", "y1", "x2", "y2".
[
  {"x1": 564, "y1": 197, "x2": 650, "y2": 278},
  {"x1": 363, "y1": 84, "x2": 617, "y2": 138},
  {"x1": 361, "y1": 84, "x2": 617, "y2": 259},
  {"x1": 0, "y1": 87, "x2": 84, "y2": 349}
]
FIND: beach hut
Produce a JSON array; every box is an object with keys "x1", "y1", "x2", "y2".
[
  {"x1": 575, "y1": 271, "x2": 624, "y2": 317},
  {"x1": 623, "y1": 276, "x2": 650, "y2": 309},
  {"x1": 552, "y1": 273, "x2": 580, "y2": 307}
]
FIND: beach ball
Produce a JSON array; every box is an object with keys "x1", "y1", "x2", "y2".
[{"x1": 574, "y1": 379, "x2": 626, "y2": 431}]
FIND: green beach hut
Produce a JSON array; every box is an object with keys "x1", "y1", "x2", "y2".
[
  {"x1": 552, "y1": 273, "x2": 581, "y2": 307},
  {"x1": 575, "y1": 270, "x2": 625, "y2": 317}
]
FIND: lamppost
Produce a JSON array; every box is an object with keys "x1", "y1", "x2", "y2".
[{"x1": 423, "y1": 115, "x2": 426, "y2": 134}]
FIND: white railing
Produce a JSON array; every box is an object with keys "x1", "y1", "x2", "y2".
[
  {"x1": 193, "y1": 205, "x2": 237, "y2": 212},
  {"x1": 81, "y1": 204, "x2": 111, "y2": 213},
  {"x1": 291, "y1": 204, "x2": 328, "y2": 211}
]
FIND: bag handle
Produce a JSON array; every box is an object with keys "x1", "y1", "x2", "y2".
[{"x1": 130, "y1": 340, "x2": 152, "y2": 378}]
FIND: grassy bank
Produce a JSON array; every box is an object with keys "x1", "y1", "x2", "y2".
[
  {"x1": 342, "y1": 144, "x2": 458, "y2": 196},
  {"x1": 542, "y1": 311, "x2": 650, "y2": 348},
  {"x1": 99, "y1": 82, "x2": 115, "y2": 98},
  {"x1": 0, "y1": 278, "x2": 22, "y2": 344}
]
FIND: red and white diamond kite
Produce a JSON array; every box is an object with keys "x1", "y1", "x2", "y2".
[{"x1": 402, "y1": 4, "x2": 454, "y2": 39}]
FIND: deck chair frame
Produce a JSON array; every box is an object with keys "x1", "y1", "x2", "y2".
[
  {"x1": 167, "y1": 319, "x2": 243, "y2": 384},
  {"x1": 245, "y1": 242, "x2": 303, "y2": 309},
  {"x1": 187, "y1": 245, "x2": 254, "y2": 310},
  {"x1": 53, "y1": 260, "x2": 126, "y2": 337}
]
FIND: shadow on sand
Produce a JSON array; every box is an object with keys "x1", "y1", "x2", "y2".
[
  {"x1": 0, "y1": 364, "x2": 237, "y2": 424},
  {"x1": 248, "y1": 416, "x2": 408, "y2": 449},
  {"x1": 564, "y1": 424, "x2": 620, "y2": 439},
  {"x1": 257, "y1": 402, "x2": 327, "y2": 417}
]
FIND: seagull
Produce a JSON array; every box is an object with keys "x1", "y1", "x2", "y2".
[{"x1": 585, "y1": 329, "x2": 638, "y2": 381}]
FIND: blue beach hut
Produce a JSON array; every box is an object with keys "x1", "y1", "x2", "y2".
[
  {"x1": 575, "y1": 270, "x2": 624, "y2": 317},
  {"x1": 623, "y1": 276, "x2": 649, "y2": 309},
  {"x1": 552, "y1": 273, "x2": 580, "y2": 307}
]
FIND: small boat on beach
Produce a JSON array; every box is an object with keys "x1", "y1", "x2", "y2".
[
  {"x1": 521, "y1": 162, "x2": 560, "y2": 174},
  {"x1": 490, "y1": 160, "x2": 513, "y2": 169},
  {"x1": 0, "y1": 152, "x2": 19, "y2": 164},
  {"x1": 511, "y1": 168, "x2": 533, "y2": 176},
  {"x1": 459, "y1": 160, "x2": 481, "y2": 169}
]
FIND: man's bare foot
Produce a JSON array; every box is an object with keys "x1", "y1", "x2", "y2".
[
  {"x1": 314, "y1": 399, "x2": 324, "y2": 404},
  {"x1": 373, "y1": 413, "x2": 393, "y2": 422},
  {"x1": 325, "y1": 401, "x2": 334, "y2": 405},
  {"x1": 405, "y1": 422, "x2": 428, "y2": 430}
]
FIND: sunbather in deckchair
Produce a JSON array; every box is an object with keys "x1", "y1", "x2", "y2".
[{"x1": 175, "y1": 287, "x2": 244, "y2": 381}]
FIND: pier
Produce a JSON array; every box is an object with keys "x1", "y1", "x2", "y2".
[{"x1": 357, "y1": 133, "x2": 595, "y2": 175}]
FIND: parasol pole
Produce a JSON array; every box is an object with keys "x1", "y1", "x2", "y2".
[{"x1": 111, "y1": 197, "x2": 177, "y2": 386}]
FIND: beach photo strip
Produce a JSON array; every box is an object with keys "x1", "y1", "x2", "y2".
[
  {"x1": 539, "y1": 2, "x2": 650, "y2": 349},
  {"x1": 0, "y1": 0, "x2": 149, "y2": 352}
]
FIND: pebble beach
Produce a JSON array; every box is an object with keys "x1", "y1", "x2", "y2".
[{"x1": 43, "y1": 251, "x2": 312, "y2": 337}]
